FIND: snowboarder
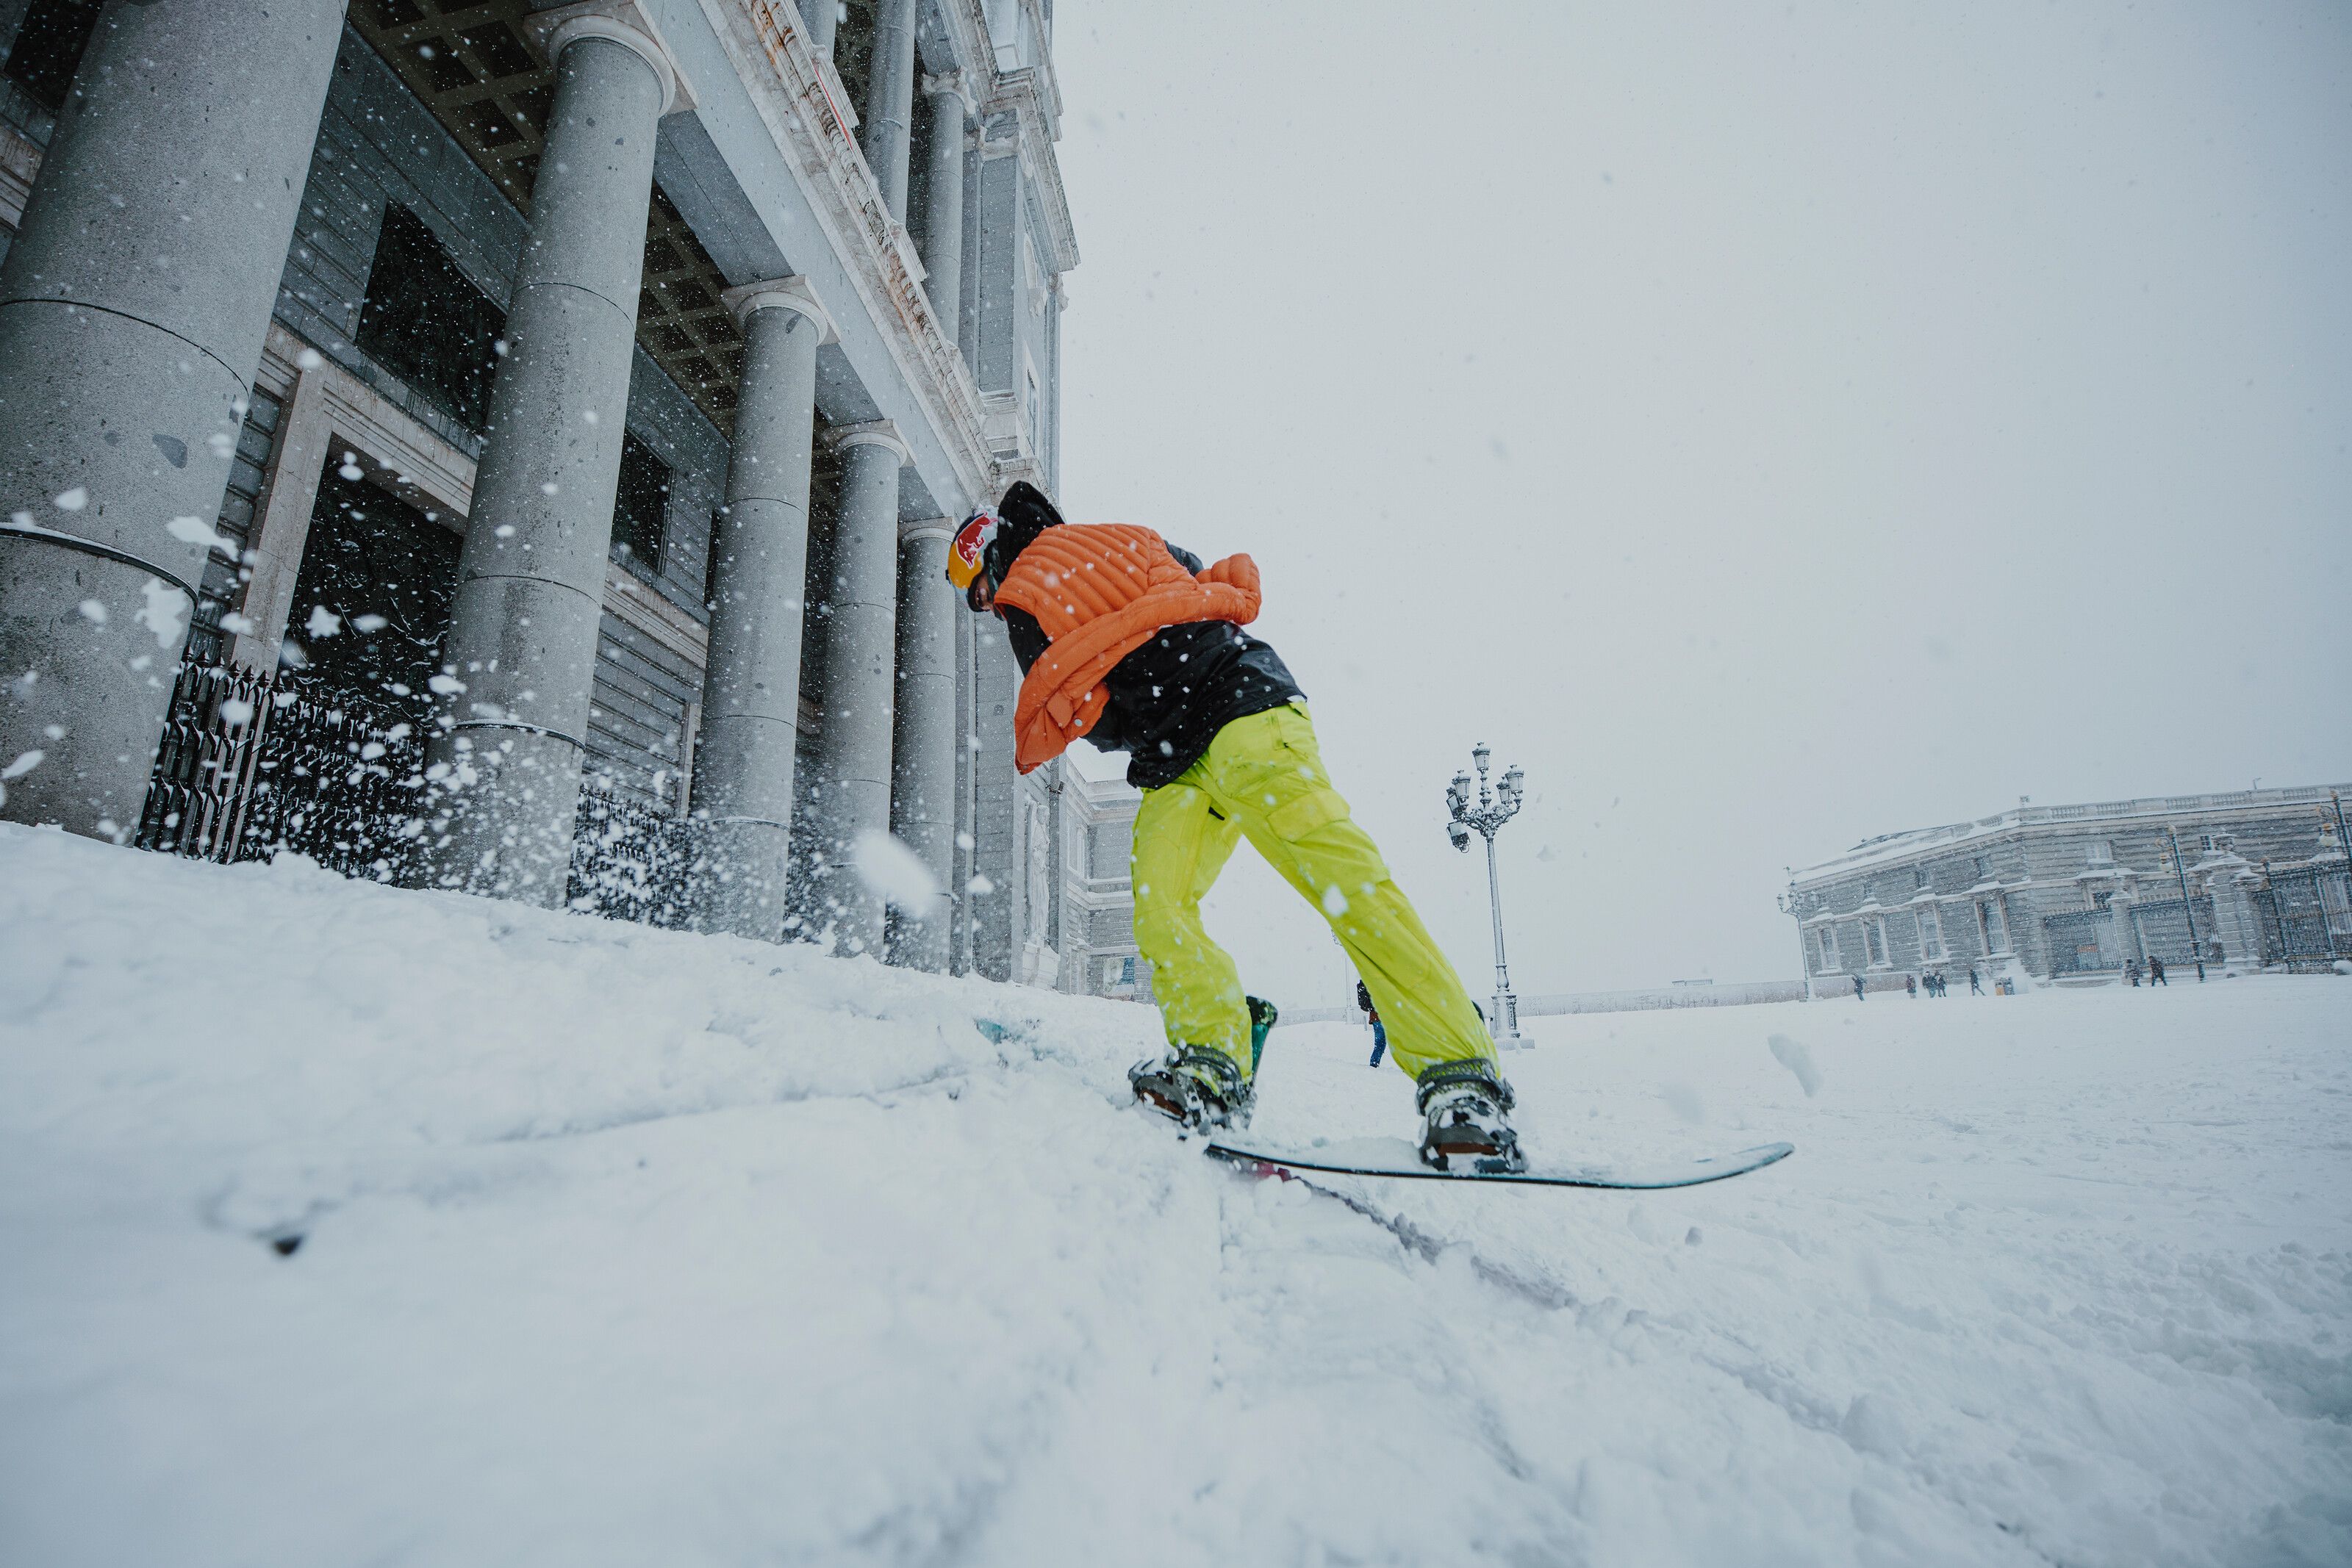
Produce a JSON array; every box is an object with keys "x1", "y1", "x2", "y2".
[
  {"x1": 947, "y1": 483, "x2": 1521, "y2": 1171},
  {"x1": 1853, "y1": 974, "x2": 1867, "y2": 1002},
  {"x1": 1358, "y1": 978, "x2": 1387, "y2": 1068}
]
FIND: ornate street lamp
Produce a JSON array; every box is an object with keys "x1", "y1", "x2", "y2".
[
  {"x1": 1446, "y1": 741, "x2": 1527, "y2": 1047},
  {"x1": 2163, "y1": 823, "x2": 2209, "y2": 982}
]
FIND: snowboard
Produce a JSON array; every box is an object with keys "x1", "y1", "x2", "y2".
[{"x1": 1202, "y1": 1134, "x2": 1793, "y2": 1190}]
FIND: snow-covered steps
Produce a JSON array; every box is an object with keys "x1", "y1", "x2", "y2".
[{"x1": 4, "y1": 823, "x2": 2349, "y2": 1566}]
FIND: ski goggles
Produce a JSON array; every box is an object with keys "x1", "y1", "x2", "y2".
[{"x1": 944, "y1": 508, "x2": 1000, "y2": 591}]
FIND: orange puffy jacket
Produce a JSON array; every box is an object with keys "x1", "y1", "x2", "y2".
[{"x1": 992, "y1": 523, "x2": 1261, "y2": 774}]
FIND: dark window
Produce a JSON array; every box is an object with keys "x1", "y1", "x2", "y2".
[
  {"x1": 282, "y1": 461, "x2": 462, "y2": 734},
  {"x1": 4, "y1": 0, "x2": 102, "y2": 113},
  {"x1": 611, "y1": 431, "x2": 670, "y2": 575},
  {"x1": 355, "y1": 205, "x2": 506, "y2": 434},
  {"x1": 835, "y1": 0, "x2": 876, "y2": 127}
]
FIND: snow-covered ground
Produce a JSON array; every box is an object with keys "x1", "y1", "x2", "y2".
[{"x1": 3, "y1": 822, "x2": 2347, "y2": 1567}]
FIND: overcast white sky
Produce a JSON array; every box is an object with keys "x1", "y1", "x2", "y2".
[{"x1": 1047, "y1": 1, "x2": 2352, "y2": 1010}]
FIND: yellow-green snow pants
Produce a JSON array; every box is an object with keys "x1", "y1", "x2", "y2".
[{"x1": 1130, "y1": 702, "x2": 1496, "y2": 1083}]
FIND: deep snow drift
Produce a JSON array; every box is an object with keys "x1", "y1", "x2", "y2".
[{"x1": 2, "y1": 823, "x2": 2347, "y2": 1567}]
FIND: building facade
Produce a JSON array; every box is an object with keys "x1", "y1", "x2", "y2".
[
  {"x1": 1784, "y1": 785, "x2": 2352, "y2": 989},
  {"x1": 0, "y1": 0, "x2": 1136, "y2": 993},
  {"x1": 1000, "y1": 761, "x2": 1152, "y2": 1001}
]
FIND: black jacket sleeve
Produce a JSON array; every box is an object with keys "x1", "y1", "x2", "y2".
[{"x1": 998, "y1": 605, "x2": 1049, "y2": 675}]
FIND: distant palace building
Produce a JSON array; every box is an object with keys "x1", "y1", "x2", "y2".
[
  {"x1": 0, "y1": 0, "x2": 1144, "y2": 996},
  {"x1": 1785, "y1": 785, "x2": 2352, "y2": 988}
]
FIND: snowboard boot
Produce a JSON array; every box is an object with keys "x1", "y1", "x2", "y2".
[
  {"x1": 1247, "y1": 996, "x2": 1278, "y2": 1075},
  {"x1": 1130, "y1": 1045, "x2": 1255, "y2": 1133},
  {"x1": 1415, "y1": 1058, "x2": 1525, "y2": 1173}
]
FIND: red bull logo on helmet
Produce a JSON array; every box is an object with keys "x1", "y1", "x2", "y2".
[{"x1": 946, "y1": 510, "x2": 999, "y2": 591}]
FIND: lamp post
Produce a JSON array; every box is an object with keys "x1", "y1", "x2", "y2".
[
  {"x1": 2164, "y1": 823, "x2": 2208, "y2": 982},
  {"x1": 1446, "y1": 741, "x2": 1527, "y2": 1048},
  {"x1": 1779, "y1": 875, "x2": 1813, "y2": 1001}
]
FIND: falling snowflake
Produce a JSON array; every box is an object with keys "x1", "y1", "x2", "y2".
[
  {"x1": 135, "y1": 579, "x2": 187, "y2": 649},
  {"x1": 165, "y1": 515, "x2": 235, "y2": 555}
]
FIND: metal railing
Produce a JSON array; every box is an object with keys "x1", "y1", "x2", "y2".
[
  {"x1": 139, "y1": 655, "x2": 709, "y2": 931},
  {"x1": 135, "y1": 657, "x2": 429, "y2": 882},
  {"x1": 566, "y1": 784, "x2": 706, "y2": 929},
  {"x1": 2253, "y1": 865, "x2": 2352, "y2": 970},
  {"x1": 2046, "y1": 895, "x2": 2221, "y2": 976}
]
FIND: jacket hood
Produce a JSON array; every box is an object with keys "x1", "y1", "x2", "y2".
[{"x1": 984, "y1": 481, "x2": 1066, "y2": 580}]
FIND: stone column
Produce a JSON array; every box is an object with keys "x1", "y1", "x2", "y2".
[
  {"x1": 918, "y1": 73, "x2": 971, "y2": 342},
  {"x1": 2214, "y1": 866, "x2": 2265, "y2": 972},
  {"x1": 889, "y1": 517, "x2": 956, "y2": 970},
  {"x1": 861, "y1": 0, "x2": 920, "y2": 220},
  {"x1": 425, "y1": 15, "x2": 685, "y2": 906},
  {"x1": 0, "y1": 0, "x2": 346, "y2": 839},
  {"x1": 2109, "y1": 888, "x2": 2143, "y2": 971},
  {"x1": 801, "y1": 0, "x2": 838, "y2": 60},
  {"x1": 687, "y1": 278, "x2": 831, "y2": 939},
  {"x1": 815, "y1": 421, "x2": 911, "y2": 953}
]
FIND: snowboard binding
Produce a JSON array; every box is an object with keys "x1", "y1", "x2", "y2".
[
  {"x1": 1415, "y1": 1058, "x2": 1525, "y2": 1174},
  {"x1": 1130, "y1": 1045, "x2": 1255, "y2": 1134}
]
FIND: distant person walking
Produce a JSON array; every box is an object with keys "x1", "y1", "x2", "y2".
[
  {"x1": 1969, "y1": 967, "x2": 1984, "y2": 996},
  {"x1": 2126, "y1": 957, "x2": 2141, "y2": 987},
  {"x1": 1905, "y1": 974, "x2": 1918, "y2": 999},
  {"x1": 1852, "y1": 974, "x2": 1867, "y2": 1002},
  {"x1": 2149, "y1": 954, "x2": 2168, "y2": 987},
  {"x1": 1358, "y1": 978, "x2": 1387, "y2": 1068}
]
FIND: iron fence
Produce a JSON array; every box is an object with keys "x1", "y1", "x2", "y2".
[
  {"x1": 2046, "y1": 908, "x2": 2118, "y2": 976},
  {"x1": 2253, "y1": 865, "x2": 2352, "y2": 970},
  {"x1": 2043, "y1": 894, "x2": 2220, "y2": 976},
  {"x1": 139, "y1": 655, "x2": 707, "y2": 930},
  {"x1": 136, "y1": 657, "x2": 431, "y2": 881},
  {"x1": 2125, "y1": 895, "x2": 2217, "y2": 968},
  {"x1": 566, "y1": 784, "x2": 706, "y2": 928}
]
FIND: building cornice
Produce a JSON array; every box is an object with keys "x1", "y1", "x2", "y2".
[
  {"x1": 1012, "y1": 0, "x2": 1064, "y2": 129},
  {"x1": 1791, "y1": 783, "x2": 2352, "y2": 886},
  {"x1": 703, "y1": 0, "x2": 1002, "y2": 503},
  {"x1": 983, "y1": 74, "x2": 1079, "y2": 273}
]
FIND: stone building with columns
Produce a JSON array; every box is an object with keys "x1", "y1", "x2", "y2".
[
  {"x1": 1003, "y1": 758, "x2": 1152, "y2": 1001},
  {"x1": 0, "y1": 0, "x2": 1133, "y2": 989},
  {"x1": 1783, "y1": 784, "x2": 2352, "y2": 990}
]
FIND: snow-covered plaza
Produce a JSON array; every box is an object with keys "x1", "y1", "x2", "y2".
[{"x1": 3, "y1": 821, "x2": 2347, "y2": 1567}]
